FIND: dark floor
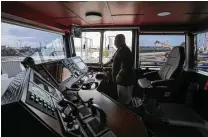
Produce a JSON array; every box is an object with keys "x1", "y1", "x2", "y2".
[
  {"x1": 99, "y1": 86, "x2": 207, "y2": 137},
  {"x1": 147, "y1": 124, "x2": 204, "y2": 137}
]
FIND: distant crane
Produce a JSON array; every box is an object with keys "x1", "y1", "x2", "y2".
[
  {"x1": 154, "y1": 40, "x2": 173, "y2": 58},
  {"x1": 154, "y1": 40, "x2": 173, "y2": 50}
]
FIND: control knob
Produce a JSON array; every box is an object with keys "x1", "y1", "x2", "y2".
[{"x1": 71, "y1": 124, "x2": 80, "y2": 135}]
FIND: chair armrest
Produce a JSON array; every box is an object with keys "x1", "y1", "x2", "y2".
[
  {"x1": 143, "y1": 71, "x2": 159, "y2": 80},
  {"x1": 151, "y1": 79, "x2": 174, "y2": 87},
  {"x1": 144, "y1": 71, "x2": 158, "y2": 77}
]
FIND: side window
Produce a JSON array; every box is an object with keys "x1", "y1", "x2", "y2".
[
  {"x1": 1, "y1": 22, "x2": 65, "y2": 77},
  {"x1": 103, "y1": 31, "x2": 132, "y2": 64},
  {"x1": 139, "y1": 35, "x2": 185, "y2": 68},
  {"x1": 73, "y1": 32, "x2": 101, "y2": 63},
  {"x1": 196, "y1": 32, "x2": 208, "y2": 72}
]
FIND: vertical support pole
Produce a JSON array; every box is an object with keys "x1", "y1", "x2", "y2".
[
  {"x1": 64, "y1": 32, "x2": 71, "y2": 58},
  {"x1": 135, "y1": 29, "x2": 139, "y2": 69},
  {"x1": 186, "y1": 33, "x2": 195, "y2": 70},
  {"x1": 99, "y1": 30, "x2": 104, "y2": 65}
]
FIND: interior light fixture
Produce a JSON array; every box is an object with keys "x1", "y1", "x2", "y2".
[
  {"x1": 157, "y1": 12, "x2": 171, "y2": 17},
  {"x1": 85, "y1": 12, "x2": 102, "y2": 21}
]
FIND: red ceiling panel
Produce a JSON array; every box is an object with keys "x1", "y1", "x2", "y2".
[
  {"x1": 109, "y1": 1, "x2": 208, "y2": 25},
  {"x1": 108, "y1": 1, "x2": 142, "y2": 15},
  {"x1": 109, "y1": 1, "x2": 191, "y2": 25},
  {"x1": 139, "y1": 2, "x2": 208, "y2": 25},
  {"x1": 139, "y1": 1, "x2": 191, "y2": 14},
  {"x1": 108, "y1": 1, "x2": 192, "y2": 15},
  {"x1": 54, "y1": 17, "x2": 89, "y2": 26},
  {"x1": 1, "y1": 1, "x2": 68, "y2": 32},
  {"x1": 187, "y1": 2, "x2": 208, "y2": 13},
  {"x1": 61, "y1": 1, "x2": 113, "y2": 25},
  {"x1": 20, "y1": 1, "x2": 76, "y2": 18},
  {"x1": 2, "y1": 1, "x2": 208, "y2": 31},
  {"x1": 140, "y1": 15, "x2": 189, "y2": 25},
  {"x1": 112, "y1": 15, "x2": 143, "y2": 25}
]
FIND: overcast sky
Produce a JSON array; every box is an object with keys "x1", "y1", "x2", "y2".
[{"x1": 1, "y1": 23, "x2": 61, "y2": 48}]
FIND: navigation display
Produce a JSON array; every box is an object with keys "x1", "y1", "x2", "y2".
[
  {"x1": 62, "y1": 67, "x2": 72, "y2": 82},
  {"x1": 70, "y1": 56, "x2": 88, "y2": 72},
  {"x1": 33, "y1": 74, "x2": 54, "y2": 94},
  {"x1": 73, "y1": 58, "x2": 82, "y2": 63},
  {"x1": 77, "y1": 62, "x2": 86, "y2": 70},
  {"x1": 44, "y1": 62, "x2": 72, "y2": 84}
]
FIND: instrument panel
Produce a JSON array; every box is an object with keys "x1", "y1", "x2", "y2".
[{"x1": 25, "y1": 70, "x2": 61, "y2": 118}]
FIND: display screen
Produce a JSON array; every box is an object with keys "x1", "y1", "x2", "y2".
[
  {"x1": 62, "y1": 67, "x2": 72, "y2": 82},
  {"x1": 44, "y1": 62, "x2": 72, "y2": 84},
  {"x1": 73, "y1": 58, "x2": 82, "y2": 63},
  {"x1": 33, "y1": 74, "x2": 54, "y2": 94},
  {"x1": 77, "y1": 62, "x2": 86, "y2": 70},
  {"x1": 71, "y1": 57, "x2": 87, "y2": 71}
]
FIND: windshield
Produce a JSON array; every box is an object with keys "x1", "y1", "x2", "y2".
[
  {"x1": 73, "y1": 32, "x2": 101, "y2": 63},
  {"x1": 1, "y1": 22, "x2": 65, "y2": 64},
  {"x1": 1, "y1": 22, "x2": 66, "y2": 77},
  {"x1": 139, "y1": 35, "x2": 185, "y2": 68},
  {"x1": 103, "y1": 31, "x2": 132, "y2": 64}
]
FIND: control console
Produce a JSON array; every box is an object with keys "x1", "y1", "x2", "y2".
[{"x1": 2, "y1": 68, "x2": 116, "y2": 137}]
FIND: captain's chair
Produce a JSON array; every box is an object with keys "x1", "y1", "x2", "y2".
[{"x1": 137, "y1": 46, "x2": 185, "y2": 101}]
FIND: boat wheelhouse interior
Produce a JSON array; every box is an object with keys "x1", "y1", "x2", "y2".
[{"x1": 1, "y1": 1, "x2": 208, "y2": 137}]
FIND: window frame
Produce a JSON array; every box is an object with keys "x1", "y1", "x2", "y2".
[{"x1": 72, "y1": 30, "x2": 103, "y2": 64}]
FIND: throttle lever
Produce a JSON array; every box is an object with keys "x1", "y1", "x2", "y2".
[
  {"x1": 84, "y1": 98, "x2": 94, "y2": 107},
  {"x1": 58, "y1": 99, "x2": 79, "y2": 115},
  {"x1": 91, "y1": 104, "x2": 107, "y2": 126},
  {"x1": 76, "y1": 92, "x2": 94, "y2": 107},
  {"x1": 88, "y1": 98, "x2": 93, "y2": 104}
]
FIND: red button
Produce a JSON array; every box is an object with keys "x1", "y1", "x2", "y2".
[{"x1": 204, "y1": 80, "x2": 208, "y2": 91}]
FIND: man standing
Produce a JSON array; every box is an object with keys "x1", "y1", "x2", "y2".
[
  {"x1": 104, "y1": 34, "x2": 134, "y2": 83},
  {"x1": 103, "y1": 34, "x2": 135, "y2": 104}
]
